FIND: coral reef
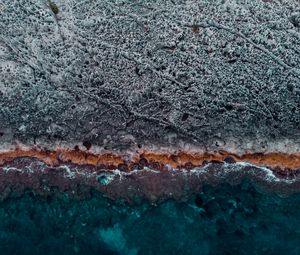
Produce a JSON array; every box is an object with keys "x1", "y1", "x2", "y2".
[{"x1": 2, "y1": 181, "x2": 300, "y2": 254}]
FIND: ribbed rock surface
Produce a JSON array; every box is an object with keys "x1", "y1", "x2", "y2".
[{"x1": 0, "y1": 0, "x2": 299, "y2": 150}]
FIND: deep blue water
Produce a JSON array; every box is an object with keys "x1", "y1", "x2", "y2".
[{"x1": 1, "y1": 180, "x2": 300, "y2": 255}]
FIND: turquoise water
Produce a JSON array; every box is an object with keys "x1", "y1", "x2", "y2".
[{"x1": 1, "y1": 180, "x2": 300, "y2": 255}]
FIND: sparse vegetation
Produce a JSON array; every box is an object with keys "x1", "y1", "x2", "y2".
[
  {"x1": 191, "y1": 24, "x2": 200, "y2": 33},
  {"x1": 49, "y1": 1, "x2": 59, "y2": 15}
]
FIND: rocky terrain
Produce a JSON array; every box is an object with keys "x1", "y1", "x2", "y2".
[{"x1": 0, "y1": 0, "x2": 299, "y2": 153}]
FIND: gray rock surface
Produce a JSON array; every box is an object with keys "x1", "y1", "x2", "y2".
[{"x1": 0, "y1": 0, "x2": 299, "y2": 150}]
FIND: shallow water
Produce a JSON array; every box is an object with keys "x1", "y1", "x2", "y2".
[{"x1": 1, "y1": 178, "x2": 300, "y2": 255}]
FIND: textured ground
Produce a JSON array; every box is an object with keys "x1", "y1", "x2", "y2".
[{"x1": 0, "y1": 0, "x2": 299, "y2": 151}]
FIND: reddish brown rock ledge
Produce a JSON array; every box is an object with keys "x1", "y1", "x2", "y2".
[{"x1": 0, "y1": 146, "x2": 300, "y2": 202}]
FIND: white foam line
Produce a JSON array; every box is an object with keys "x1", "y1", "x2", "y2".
[
  {"x1": 60, "y1": 165, "x2": 76, "y2": 179},
  {"x1": 176, "y1": 161, "x2": 297, "y2": 184},
  {"x1": 2, "y1": 166, "x2": 22, "y2": 173},
  {"x1": 0, "y1": 161, "x2": 297, "y2": 185}
]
